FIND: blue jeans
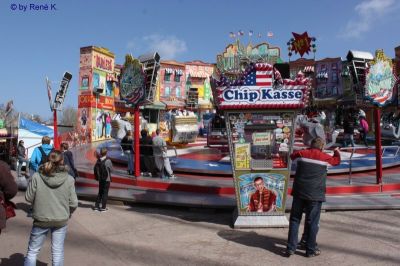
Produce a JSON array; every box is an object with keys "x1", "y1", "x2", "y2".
[
  {"x1": 287, "y1": 197, "x2": 322, "y2": 255},
  {"x1": 124, "y1": 151, "x2": 133, "y2": 173},
  {"x1": 17, "y1": 156, "x2": 30, "y2": 177},
  {"x1": 24, "y1": 225, "x2": 68, "y2": 266}
]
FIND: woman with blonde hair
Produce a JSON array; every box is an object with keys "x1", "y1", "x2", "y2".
[{"x1": 24, "y1": 150, "x2": 78, "y2": 266}]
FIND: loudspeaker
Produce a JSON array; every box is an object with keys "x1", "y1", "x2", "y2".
[{"x1": 273, "y1": 63, "x2": 290, "y2": 79}]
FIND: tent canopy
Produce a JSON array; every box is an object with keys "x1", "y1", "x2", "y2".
[{"x1": 19, "y1": 117, "x2": 54, "y2": 138}]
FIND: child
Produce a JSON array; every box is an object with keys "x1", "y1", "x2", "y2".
[{"x1": 93, "y1": 147, "x2": 113, "y2": 212}]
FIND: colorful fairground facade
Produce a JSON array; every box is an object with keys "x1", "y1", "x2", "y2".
[{"x1": 76, "y1": 46, "x2": 215, "y2": 144}]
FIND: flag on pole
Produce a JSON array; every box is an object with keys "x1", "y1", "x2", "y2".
[
  {"x1": 238, "y1": 30, "x2": 245, "y2": 36},
  {"x1": 249, "y1": 30, "x2": 253, "y2": 37},
  {"x1": 229, "y1": 32, "x2": 236, "y2": 38},
  {"x1": 267, "y1": 31, "x2": 274, "y2": 37}
]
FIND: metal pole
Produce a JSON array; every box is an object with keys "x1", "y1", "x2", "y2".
[
  {"x1": 53, "y1": 109, "x2": 59, "y2": 149},
  {"x1": 95, "y1": 94, "x2": 98, "y2": 141},
  {"x1": 374, "y1": 107, "x2": 382, "y2": 185},
  {"x1": 134, "y1": 106, "x2": 140, "y2": 177}
]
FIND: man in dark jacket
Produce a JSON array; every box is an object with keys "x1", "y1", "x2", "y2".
[
  {"x1": 139, "y1": 129, "x2": 153, "y2": 176},
  {"x1": 0, "y1": 160, "x2": 18, "y2": 233},
  {"x1": 61, "y1": 142, "x2": 78, "y2": 179},
  {"x1": 286, "y1": 137, "x2": 341, "y2": 257}
]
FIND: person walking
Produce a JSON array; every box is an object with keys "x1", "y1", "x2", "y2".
[
  {"x1": 29, "y1": 136, "x2": 54, "y2": 176},
  {"x1": 359, "y1": 114, "x2": 369, "y2": 147},
  {"x1": 17, "y1": 140, "x2": 30, "y2": 178},
  {"x1": 286, "y1": 137, "x2": 341, "y2": 257},
  {"x1": 152, "y1": 129, "x2": 175, "y2": 179},
  {"x1": 93, "y1": 147, "x2": 113, "y2": 212},
  {"x1": 121, "y1": 131, "x2": 134, "y2": 175},
  {"x1": 61, "y1": 142, "x2": 78, "y2": 179},
  {"x1": 0, "y1": 160, "x2": 18, "y2": 235},
  {"x1": 343, "y1": 113, "x2": 355, "y2": 147},
  {"x1": 24, "y1": 150, "x2": 78, "y2": 265}
]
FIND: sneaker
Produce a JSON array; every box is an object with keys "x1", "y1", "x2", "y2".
[
  {"x1": 306, "y1": 249, "x2": 321, "y2": 258},
  {"x1": 169, "y1": 174, "x2": 176, "y2": 179},
  {"x1": 99, "y1": 208, "x2": 109, "y2": 212},
  {"x1": 285, "y1": 249, "x2": 295, "y2": 257},
  {"x1": 92, "y1": 206, "x2": 100, "y2": 211}
]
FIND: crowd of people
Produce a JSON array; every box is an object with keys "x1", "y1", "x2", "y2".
[{"x1": 121, "y1": 128, "x2": 175, "y2": 179}]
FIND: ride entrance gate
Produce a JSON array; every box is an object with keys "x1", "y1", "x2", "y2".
[{"x1": 211, "y1": 63, "x2": 311, "y2": 227}]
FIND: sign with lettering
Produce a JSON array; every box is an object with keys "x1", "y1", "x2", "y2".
[
  {"x1": 365, "y1": 49, "x2": 397, "y2": 107},
  {"x1": 235, "y1": 143, "x2": 250, "y2": 170},
  {"x1": 291, "y1": 32, "x2": 312, "y2": 57},
  {"x1": 92, "y1": 51, "x2": 114, "y2": 73}
]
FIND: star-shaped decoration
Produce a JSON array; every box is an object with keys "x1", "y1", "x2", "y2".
[{"x1": 291, "y1": 32, "x2": 312, "y2": 57}]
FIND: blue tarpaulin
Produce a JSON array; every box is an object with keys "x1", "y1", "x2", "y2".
[{"x1": 19, "y1": 117, "x2": 54, "y2": 137}]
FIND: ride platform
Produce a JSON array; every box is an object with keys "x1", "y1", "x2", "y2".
[{"x1": 72, "y1": 140, "x2": 400, "y2": 208}]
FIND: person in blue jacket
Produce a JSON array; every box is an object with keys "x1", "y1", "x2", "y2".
[{"x1": 29, "y1": 136, "x2": 54, "y2": 176}]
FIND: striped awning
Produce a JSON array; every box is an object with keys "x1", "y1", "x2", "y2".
[
  {"x1": 165, "y1": 68, "x2": 174, "y2": 74},
  {"x1": 316, "y1": 71, "x2": 328, "y2": 79},
  {"x1": 175, "y1": 69, "x2": 183, "y2": 75},
  {"x1": 303, "y1": 66, "x2": 314, "y2": 73}
]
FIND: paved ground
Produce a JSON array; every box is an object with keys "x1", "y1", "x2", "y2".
[{"x1": 1, "y1": 193, "x2": 399, "y2": 266}]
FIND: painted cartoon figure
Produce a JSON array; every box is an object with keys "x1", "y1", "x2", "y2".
[{"x1": 247, "y1": 176, "x2": 277, "y2": 212}]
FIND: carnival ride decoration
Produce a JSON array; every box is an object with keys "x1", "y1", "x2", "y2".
[{"x1": 287, "y1": 32, "x2": 317, "y2": 59}]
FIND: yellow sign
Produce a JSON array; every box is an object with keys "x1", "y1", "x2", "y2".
[{"x1": 235, "y1": 143, "x2": 250, "y2": 170}]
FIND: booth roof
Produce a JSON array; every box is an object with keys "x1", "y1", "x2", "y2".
[{"x1": 19, "y1": 117, "x2": 54, "y2": 138}]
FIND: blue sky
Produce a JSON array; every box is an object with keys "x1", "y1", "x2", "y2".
[{"x1": 1, "y1": 0, "x2": 399, "y2": 119}]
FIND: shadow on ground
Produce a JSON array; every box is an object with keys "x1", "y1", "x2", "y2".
[
  {"x1": 218, "y1": 230, "x2": 291, "y2": 257},
  {"x1": 15, "y1": 202, "x2": 30, "y2": 214},
  {"x1": 125, "y1": 202, "x2": 233, "y2": 227},
  {"x1": 0, "y1": 253, "x2": 47, "y2": 266}
]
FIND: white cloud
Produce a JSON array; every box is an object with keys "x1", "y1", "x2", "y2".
[
  {"x1": 339, "y1": 0, "x2": 398, "y2": 39},
  {"x1": 142, "y1": 34, "x2": 187, "y2": 60},
  {"x1": 126, "y1": 40, "x2": 136, "y2": 50}
]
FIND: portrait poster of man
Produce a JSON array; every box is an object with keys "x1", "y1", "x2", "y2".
[{"x1": 237, "y1": 173, "x2": 285, "y2": 214}]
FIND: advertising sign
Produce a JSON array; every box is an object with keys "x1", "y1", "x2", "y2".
[
  {"x1": 234, "y1": 143, "x2": 250, "y2": 170},
  {"x1": 365, "y1": 49, "x2": 397, "y2": 107},
  {"x1": 211, "y1": 60, "x2": 311, "y2": 228}
]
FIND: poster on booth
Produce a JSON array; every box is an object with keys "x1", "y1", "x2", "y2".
[{"x1": 211, "y1": 60, "x2": 311, "y2": 227}]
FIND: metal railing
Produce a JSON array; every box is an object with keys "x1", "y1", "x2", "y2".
[{"x1": 339, "y1": 145, "x2": 400, "y2": 184}]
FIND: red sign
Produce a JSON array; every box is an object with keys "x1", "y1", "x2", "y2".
[
  {"x1": 78, "y1": 95, "x2": 115, "y2": 110},
  {"x1": 291, "y1": 32, "x2": 312, "y2": 57}
]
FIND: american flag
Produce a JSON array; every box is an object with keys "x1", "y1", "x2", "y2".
[{"x1": 244, "y1": 69, "x2": 272, "y2": 86}]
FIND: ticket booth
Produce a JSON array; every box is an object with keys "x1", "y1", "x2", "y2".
[{"x1": 211, "y1": 63, "x2": 311, "y2": 227}]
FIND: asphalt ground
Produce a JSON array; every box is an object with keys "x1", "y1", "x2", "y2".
[{"x1": 0, "y1": 192, "x2": 399, "y2": 266}]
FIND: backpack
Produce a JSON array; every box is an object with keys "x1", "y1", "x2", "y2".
[
  {"x1": 93, "y1": 159, "x2": 109, "y2": 181},
  {"x1": 38, "y1": 146, "x2": 54, "y2": 166}
]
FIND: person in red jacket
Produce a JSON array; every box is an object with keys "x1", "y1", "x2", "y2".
[{"x1": 286, "y1": 137, "x2": 340, "y2": 257}]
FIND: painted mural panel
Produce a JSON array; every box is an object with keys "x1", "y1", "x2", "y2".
[
  {"x1": 237, "y1": 172, "x2": 285, "y2": 213},
  {"x1": 79, "y1": 68, "x2": 91, "y2": 90},
  {"x1": 93, "y1": 70, "x2": 106, "y2": 94},
  {"x1": 90, "y1": 108, "x2": 114, "y2": 141}
]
